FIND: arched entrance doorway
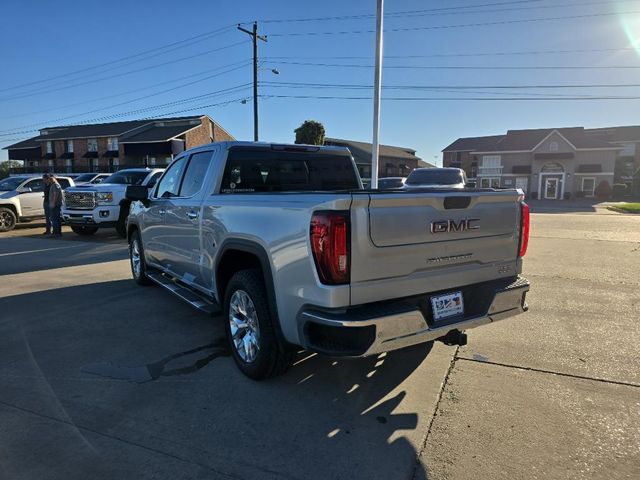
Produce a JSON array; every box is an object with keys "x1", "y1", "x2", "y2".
[{"x1": 538, "y1": 162, "x2": 565, "y2": 200}]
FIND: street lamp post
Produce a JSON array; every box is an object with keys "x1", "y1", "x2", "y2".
[{"x1": 370, "y1": 0, "x2": 384, "y2": 189}]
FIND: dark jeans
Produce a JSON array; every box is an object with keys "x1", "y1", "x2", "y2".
[
  {"x1": 43, "y1": 203, "x2": 51, "y2": 233},
  {"x1": 50, "y1": 205, "x2": 61, "y2": 234}
]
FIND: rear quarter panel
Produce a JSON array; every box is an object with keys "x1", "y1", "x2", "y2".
[{"x1": 200, "y1": 193, "x2": 352, "y2": 345}]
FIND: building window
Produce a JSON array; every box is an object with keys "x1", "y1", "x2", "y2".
[
  {"x1": 46, "y1": 141, "x2": 53, "y2": 154},
  {"x1": 107, "y1": 137, "x2": 118, "y2": 150},
  {"x1": 549, "y1": 141, "x2": 559, "y2": 152},
  {"x1": 67, "y1": 140, "x2": 74, "y2": 153},
  {"x1": 65, "y1": 159, "x2": 73, "y2": 173},
  {"x1": 48, "y1": 159, "x2": 54, "y2": 168},
  {"x1": 87, "y1": 138, "x2": 98, "y2": 152},
  {"x1": 165, "y1": 156, "x2": 173, "y2": 165},
  {"x1": 149, "y1": 157, "x2": 157, "y2": 166},
  {"x1": 482, "y1": 155, "x2": 501, "y2": 167},
  {"x1": 480, "y1": 177, "x2": 501, "y2": 188},
  {"x1": 581, "y1": 177, "x2": 596, "y2": 197}
]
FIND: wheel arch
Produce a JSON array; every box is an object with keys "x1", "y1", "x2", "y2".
[
  {"x1": 127, "y1": 222, "x2": 139, "y2": 242},
  {"x1": 0, "y1": 202, "x2": 19, "y2": 218},
  {"x1": 216, "y1": 239, "x2": 292, "y2": 349}
]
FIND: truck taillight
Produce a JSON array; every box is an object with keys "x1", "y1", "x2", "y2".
[
  {"x1": 310, "y1": 211, "x2": 350, "y2": 285},
  {"x1": 519, "y1": 202, "x2": 530, "y2": 257}
]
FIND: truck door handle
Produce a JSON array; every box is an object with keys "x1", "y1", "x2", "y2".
[
  {"x1": 158, "y1": 209, "x2": 166, "y2": 215},
  {"x1": 187, "y1": 211, "x2": 198, "y2": 219}
]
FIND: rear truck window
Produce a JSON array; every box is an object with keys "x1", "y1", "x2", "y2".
[
  {"x1": 220, "y1": 148, "x2": 360, "y2": 193},
  {"x1": 406, "y1": 169, "x2": 464, "y2": 185}
]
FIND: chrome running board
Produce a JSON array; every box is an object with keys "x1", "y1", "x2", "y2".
[{"x1": 147, "y1": 272, "x2": 221, "y2": 315}]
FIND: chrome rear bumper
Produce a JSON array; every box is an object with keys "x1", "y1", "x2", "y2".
[{"x1": 300, "y1": 276, "x2": 529, "y2": 356}]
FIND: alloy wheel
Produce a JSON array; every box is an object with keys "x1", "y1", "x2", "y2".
[
  {"x1": 131, "y1": 239, "x2": 142, "y2": 278},
  {"x1": 229, "y1": 290, "x2": 261, "y2": 363}
]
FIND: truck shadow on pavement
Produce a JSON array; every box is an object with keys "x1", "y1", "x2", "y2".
[{"x1": 1, "y1": 279, "x2": 435, "y2": 479}]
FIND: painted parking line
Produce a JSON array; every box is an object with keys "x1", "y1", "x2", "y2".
[{"x1": 0, "y1": 245, "x2": 86, "y2": 257}]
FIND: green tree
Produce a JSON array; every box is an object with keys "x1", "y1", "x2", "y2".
[
  {"x1": 0, "y1": 160, "x2": 23, "y2": 179},
  {"x1": 294, "y1": 120, "x2": 326, "y2": 145}
]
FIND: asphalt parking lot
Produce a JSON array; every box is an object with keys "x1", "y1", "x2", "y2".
[{"x1": 1, "y1": 210, "x2": 638, "y2": 480}]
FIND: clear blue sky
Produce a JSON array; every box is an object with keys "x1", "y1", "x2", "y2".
[{"x1": 2, "y1": 0, "x2": 640, "y2": 165}]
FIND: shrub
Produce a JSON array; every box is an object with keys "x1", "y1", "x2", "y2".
[
  {"x1": 563, "y1": 192, "x2": 572, "y2": 200},
  {"x1": 594, "y1": 180, "x2": 612, "y2": 199},
  {"x1": 575, "y1": 190, "x2": 585, "y2": 198},
  {"x1": 530, "y1": 191, "x2": 538, "y2": 200},
  {"x1": 612, "y1": 183, "x2": 628, "y2": 199}
]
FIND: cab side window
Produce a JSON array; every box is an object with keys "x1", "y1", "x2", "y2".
[
  {"x1": 24, "y1": 179, "x2": 44, "y2": 192},
  {"x1": 146, "y1": 172, "x2": 163, "y2": 189},
  {"x1": 180, "y1": 152, "x2": 212, "y2": 197},
  {"x1": 57, "y1": 179, "x2": 70, "y2": 189},
  {"x1": 155, "y1": 158, "x2": 187, "y2": 198}
]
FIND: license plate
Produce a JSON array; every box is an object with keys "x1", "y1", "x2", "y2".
[{"x1": 431, "y1": 291, "x2": 464, "y2": 321}]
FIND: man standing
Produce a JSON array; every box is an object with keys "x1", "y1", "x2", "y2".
[
  {"x1": 42, "y1": 173, "x2": 52, "y2": 235},
  {"x1": 47, "y1": 175, "x2": 63, "y2": 237}
]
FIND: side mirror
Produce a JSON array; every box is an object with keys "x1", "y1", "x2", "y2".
[{"x1": 126, "y1": 185, "x2": 150, "y2": 206}]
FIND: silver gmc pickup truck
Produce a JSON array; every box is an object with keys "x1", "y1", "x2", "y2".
[{"x1": 126, "y1": 141, "x2": 530, "y2": 380}]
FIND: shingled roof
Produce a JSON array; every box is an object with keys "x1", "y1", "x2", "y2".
[
  {"x1": 585, "y1": 125, "x2": 640, "y2": 143},
  {"x1": 443, "y1": 127, "x2": 617, "y2": 153},
  {"x1": 3, "y1": 116, "x2": 208, "y2": 151},
  {"x1": 324, "y1": 137, "x2": 434, "y2": 167}
]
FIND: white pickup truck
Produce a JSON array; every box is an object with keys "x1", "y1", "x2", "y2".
[
  {"x1": 62, "y1": 168, "x2": 163, "y2": 236},
  {"x1": 0, "y1": 175, "x2": 74, "y2": 232},
  {"x1": 126, "y1": 142, "x2": 530, "y2": 380}
]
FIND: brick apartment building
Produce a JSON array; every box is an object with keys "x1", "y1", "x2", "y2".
[
  {"x1": 4, "y1": 115, "x2": 234, "y2": 174},
  {"x1": 443, "y1": 126, "x2": 640, "y2": 199}
]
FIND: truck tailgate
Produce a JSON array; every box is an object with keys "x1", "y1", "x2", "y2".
[{"x1": 349, "y1": 190, "x2": 523, "y2": 306}]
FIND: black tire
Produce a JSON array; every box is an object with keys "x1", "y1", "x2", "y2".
[
  {"x1": 71, "y1": 226, "x2": 98, "y2": 235},
  {"x1": 129, "y1": 229, "x2": 151, "y2": 285},
  {"x1": 115, "y1": 204, "x2": 128, "y2": 238},
  {"x1": 0, "y1": 207, "x2": 17, "y2": 232},
  {"x1": 224, "y1": 269, "x2": 293, "y2": 380}
]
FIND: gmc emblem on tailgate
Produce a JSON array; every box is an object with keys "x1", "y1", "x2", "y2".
[{"x1": 431, "y1": 218, "x2": 480, "y2": 233}]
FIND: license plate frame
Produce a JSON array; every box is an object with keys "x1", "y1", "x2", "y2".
[{"x1": 430, "y1": 291, "x2": 464, "y2": 321}]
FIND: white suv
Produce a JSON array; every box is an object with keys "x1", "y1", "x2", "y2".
[{"x1": 0, "y1": 175, "x2": 75, "y2": 232}]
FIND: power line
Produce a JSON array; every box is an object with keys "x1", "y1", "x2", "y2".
[
  {"x1": 137, "y1": 97, "x2": 249, "y2": 119},
  {"x1": 0, "y1": 62, "x2": 252, "y2": 136},
  {"x1": 257, "y1": 1, "x2": 543, "y2": 23},
  {"x1": 261, "y1": 80, "x2": 640, "y2": 89},
  {"x1": 260, "y1": 0, "x2": 640, "y2": 23},
  {"x1": 260, "y1": 82, "x2": 640, "y2": 98},
  {"x1": 0, "y1": 96, "x2": 248, "y2": 148},
  {"x1": 0, "y1": 24, "x2": 236, "y2": 94},
  {"x1": 263, "y1": 46, "x2": 637, "y2": 60},
  {"x1": 0, "y1": 84, "x2": 253, "y2": 138},
  {"x1": 267, "y1": 9, "x2": 640, "y2": 36},
  {"x1": 264, "y1": 60, "x2": 640, "y2": 70},
  {"x1": 0, "y1": 40, "x2": 248, "y2": 103},
  {"x1": 260, "y1": 93, "x2": 640, "y2": 101},
  {"x1": 0, "y1": 61, "x2": 252, "y2": 121}
]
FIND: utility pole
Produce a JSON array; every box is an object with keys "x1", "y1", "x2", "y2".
[
  {"x1": 370, "y1": 0, "x2": 384, "y2": 189},
  {"x1": 238, "y1": 22, "x2": 267, "y2": 142}
]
